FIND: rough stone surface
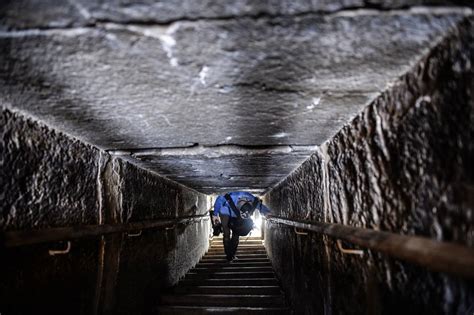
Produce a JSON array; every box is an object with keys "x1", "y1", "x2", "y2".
[
  {"x1": 118, "y1": 157, "x2": 209, "y2": 220},
  {"x1": 1, "y1": 0, "x2": 472, "y2": 29},
  {"x1": 113, "y1": 157, "x2": 210, "y2": 313},
  {"x1": 1, "y1": 108, "x2": 210, "y2": 314},
  {"x1": 0, "y1": 108, "x2": 101, "y2": 230},
  {"x1": 117, "y1": 145, "x2": 317, "y2": 194},
  {"x1": 1, "y1": 8, "x2": 469, "y2": 192},
  {"x1": 1, "y1": 3, "x2": 473, "y2": 314},
  {"x1": 115, "y1": 220, "x2": 209, "y2": 314},
  {"x1": 264, "y1": 17, "x2": 473, "y2": 314}
]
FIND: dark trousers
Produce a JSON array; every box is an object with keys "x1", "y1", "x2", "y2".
[{"x1": 219, "y1": 214, "x2": 239, "y2": 260}]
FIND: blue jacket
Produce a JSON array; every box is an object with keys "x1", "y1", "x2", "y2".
[{"x1": 213, "y1": 191, "x2": 271, "y2": 218}]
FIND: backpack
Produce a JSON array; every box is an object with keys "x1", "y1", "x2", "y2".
[{"x1": 224, "y1": 194, "x2": 260, "y2": 236}]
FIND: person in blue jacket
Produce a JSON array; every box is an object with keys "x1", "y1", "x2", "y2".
[{"x1": 212, "y1": 191, "x2": 271, "y2": 262}]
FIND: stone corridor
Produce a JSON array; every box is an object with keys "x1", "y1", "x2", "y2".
[{"x1": 1, "y1": 1, "x2": 473, "y2": 314}]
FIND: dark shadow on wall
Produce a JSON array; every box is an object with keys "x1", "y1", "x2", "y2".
[{"x1": 116, "y1": 229, "x2": 176, "y2": 315}]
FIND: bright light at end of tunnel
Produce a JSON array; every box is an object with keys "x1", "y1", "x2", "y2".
[{"x1": 253, "y1": 214, "x2": 262, "y2": 232}]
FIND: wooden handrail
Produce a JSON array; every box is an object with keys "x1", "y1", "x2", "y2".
[
  {"x1": 1, "y1": 214, "x2": 209, "y2": 248},
  {"x1": 266, "y1": 216, "x2": 474, "y2": 278}
]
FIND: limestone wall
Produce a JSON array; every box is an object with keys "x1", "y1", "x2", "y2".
[
  {"x1": 0, "y1": 108, "x2": 209, "y2": 314},
  {"x1": 264, "y1": 17, "x2": 473, "y2": 314}
]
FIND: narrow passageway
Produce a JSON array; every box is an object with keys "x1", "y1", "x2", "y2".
[
  {"x1": 1, "y1": 1, "x2": 473, "y2": 314},
  {"x1": 157, "y1": 236, "x2": 290, "y2": 314}
]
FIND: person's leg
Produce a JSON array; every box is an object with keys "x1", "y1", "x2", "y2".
[
  {"x1": 230, "y1": 229, "x2": 240, "y2": 259},
  {"x1": 219, "y1": 214, "x2": 233, "y2": 261}
]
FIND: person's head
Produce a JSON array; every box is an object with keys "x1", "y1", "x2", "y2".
[
  {"x1": 240, "y1": 202, "x2": 254, "y2": 214},
  {"x1": 237, "y1": 199, "x2": 254, "y2": 218}
]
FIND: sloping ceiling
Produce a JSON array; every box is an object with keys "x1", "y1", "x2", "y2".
[{"x1": 0, "y1": 1, "x2": 470, "y2": 193}]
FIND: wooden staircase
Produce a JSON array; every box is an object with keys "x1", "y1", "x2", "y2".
[{"x1": 156, "y1": 236, "x2": 291, "y2": 314}]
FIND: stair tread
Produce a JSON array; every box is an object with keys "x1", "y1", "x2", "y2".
[
  {"x1": 186, "y1": 274, "x2": 275, "y2": 280},
  {"x1": 211, "y1": 244, "x2": 263, "y2": 246},
  {"x1": 163, "y1": 294, "x2": 283, "y2": 298},
  {"x1": 200, "y1": 262, "x2": 270, "y2": 264},
  {"x1": 156, "y1": 305, "x2": 290, "y2": 314},
  {"x1": 161, "y1": 294, "x2": 286, "y2": 307},
  {"x1": 212, "y1": 239, "x2": 263, "y2": 241},
  {"x1": 210, "y1": 245, "x2": 263, "y2": 248},
  {"x1": 205, "y1": 254, "x2": 267, "y2": 256},
  {"x1": 188, "y1": 271, "x2": 274, "y2": 275},
  {"x1": 204, "y1": 257, "x2": 268, "y2": 260},
  {"x1": 196, "y1": 262, "x2": 271, "y2": 267},
  {"x1": 209, "y1": 246, "x2": 265, "y2": 249},
  {"x1": 156, "y1": 237, "x2": 290, "y2": 313},
  {"x1": 184, "y1": 285, "x2": 281, "y2": 289},
  {"x1": 172, "y1": 285, "x2": 282, "y2": 295},
  {"x1": 203, "y1": 254, "x2": 267, "y2": 256},
  {"x1": 193, "y1": 267, "x2": 273, "y2": 272},
  {"x1": 180, "y1": 279, "x2": 279, "y2": 286},
  {"x1": 201, "y1": 257, "x2": 269, "y2": 261},
  {"x1": 207, "y1": 251, "x2": 267, "y2": 253},
  {"x1": 196, "y1": 260, "x2": 271, "y2": 266},
  {"x1": 157, "y1": 306, "x2": 289, "y2": 310}
]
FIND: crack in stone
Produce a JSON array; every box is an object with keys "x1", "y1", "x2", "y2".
[
  {"x1": 1, "y1": 6, "x2": 470, "y2": 33},
  {"x1": 108, "y1": 143, "x2": 318, "y2": 157},
  {"x1": 86, "y1": 5, "x2": 474, "y2": 27},
  {"x1": 233, "y1": 82, "x2": 302, "y2": 94},
  {"x1": 67, "y1": 0, "x2": 93, "y2": 20},
  {"x1": 101, "y1": 22, "x2": 180, "y2": 67}
]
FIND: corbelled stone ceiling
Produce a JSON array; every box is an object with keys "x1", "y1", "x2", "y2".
[{"x1": 0, "y1": 1, "x2": 471, "y2": 194}]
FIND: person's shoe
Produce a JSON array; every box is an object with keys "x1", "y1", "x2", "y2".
[
  {"x1": 223, "y1": 239, "x2": 232, "y2": 260},
  {"x1": 231, "y1": 255, "x2": 238, "y2": 261}
]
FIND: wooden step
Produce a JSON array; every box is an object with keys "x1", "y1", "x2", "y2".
[
  {"x1": 203, "y1": 254, "x2": 268, "y2": 259},
  {"x1": 160, "y1": 294, "x2": 285, "y2": 307},
  {"x1": 211, "y1": 237, "x2": 262, "y2": 241},
  {"x1": 192, "y1": 266, "x2": 273, "y2": 273},
  {"x1": 211, "y1": 241, "x2": 263, "y2": 246},
  {"x1": 211, "y1": 241, "x2": 263, "y2": 245},
  {"x1": 196, "y1": 261, "x2": 272, "y2": 268},
  {"x1": 172, "y1": 285, "x2": 282, "y2": 295},
  {"x1": 155, "y1": 236, "x2": 289, "y2": 313},
  {"x1": 180, "y1": 278, "x2": 279, "y2": 287},
  {"x1": 186, "y1": 271, "x2": 275, "y2": 280},
  {"x1": 207, "y1": 247, "x2": 267, "y2": 254},
  {"x1": 156, "y1": 306, "x2": 290, "y2": 314},
  {"x1": 206, "y1": 252, "x2": 267, "y2": 257},
  {"x1": 201, "y1": 256, "x2": 270, "y2": 264},
  {"x1": 208, "y1": 245, "x2": 265, "y2": 250}
]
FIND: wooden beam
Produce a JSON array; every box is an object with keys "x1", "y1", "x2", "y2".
[{"x1": 266, "y1": 216, "x2": 474, "y2": 278}]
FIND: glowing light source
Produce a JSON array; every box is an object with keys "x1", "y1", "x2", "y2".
[{"x1": 253, "y1": 215, "x2": 262, "y2": 230}]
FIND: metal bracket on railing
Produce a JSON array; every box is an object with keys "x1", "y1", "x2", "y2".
[
  {"x1": 49, "y1": 241, "x2": 71, "y2": 256},
  {"x1": 294, "y1": 227, "x2": 308, "y2": 235},
  {"x1": 127, "y1": 230, "x2": 142, "y2": 237},
  {"x1": 337, "y1": 240, "x2": 364, "y2": 256}
]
